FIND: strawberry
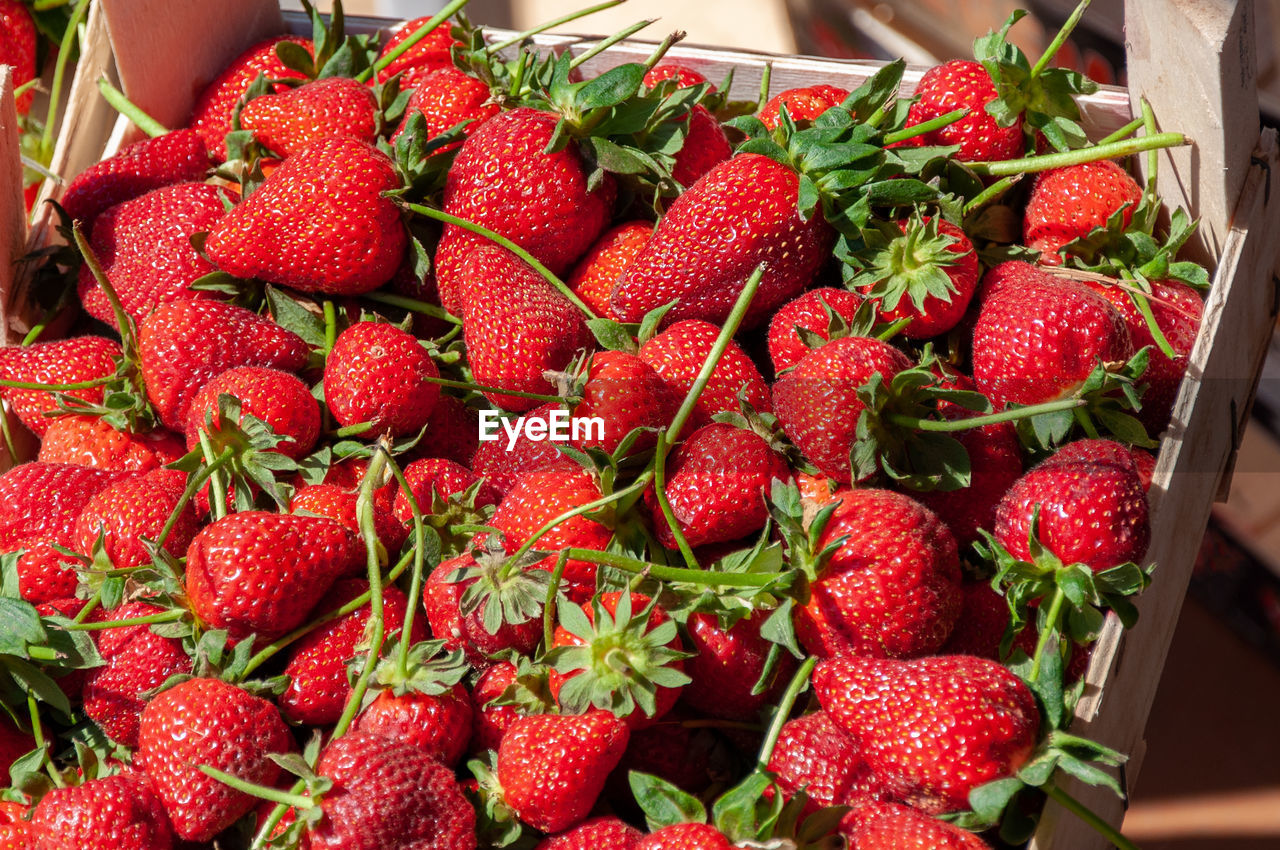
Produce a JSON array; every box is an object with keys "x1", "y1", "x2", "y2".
[
  {"x1": 635, "y1": 824, "x2": 733, "y2": 849},
  {"x1": 637, "y1": 320, "x2": 771, "y2": 427},
  {"x1": 759, "y1": 84, "x2": 849, "y2": 129},
  {"x1": 0, "y1": 719, "x2": 34, "y2": 779},
  {"x1": 434, "y1": 107, "x2": 617, "y2": 314},
  {"x1": 186, "y1": 35, "x2": 311, "y2": 160},
  {"x1": 82, "y1": 601, "x2": 193, "y2": 747},
  {"x1": 993, "y1": 438, "x2": 1150, "y2": 571},
  {"x1": 309, "y1": 731, "x2": 476, "y2": 850},
  {"x1": 470, "y1": 661, "x2": 523, "y2": 752},
  {"x1": 185, "y1": 365, "x2": 320, "y2": 459},
  {"x1": 611, "y1": 153, "x2": 835, "y2": 327},
  {"x1": 291, "y1": 483, "x2": 408, "y2": 553},
  {"x1": 37, "y1": 416, "x2": 185, "y2": 472},
  {"x1": 567, "y1": 221, "x2": 654, "y2": 317},
  {"x1": 497, "y1": 710, "x2": 630, "y2": 833},
  {"x1": 608, "y1": 708, "x2": 716, "y2": 799},
  {"x1": 393, "y1": 66, "x2": 498, "y2": 150},
  {"x1": 795, "y1": 488, "x2": 961, "y2": 658},
  {"x1": 355, "y1": 681, "x2": 474, "y2": 767},
  {"x1": 59, "y1": 132, "x2": 212, "y2": 229},
  {"x1": 77, "y1": 183, "x2": 232, "y2": 329},
  {"x1": 420, "y1": 394, "x2": 481, "y2": 467},
  {"x1": 671, "y1": 106, "x2": 732, "y2": 188},
  {"x1": 0, "y1": 822, "x2": 41, "y2": 850},
  {"x1": 138, "y1": 299, "x2": 310, "y2": 430},
  {"x1": 970, "y1": 262, "x2": 1132, "y2": 407},
  {"x1": 279, "y1": 579, "x2": 426, "y2": 726},
  {"x1": 766, "y1": 287, "x2": 864, "y2": 374},
  {"x1": 1022, "y1": 160, "x2": 1143, "y2": 260},
  {"x1": 136, "y1": 677, "x2": 293, "y2": 842},
  {"x1": 1, "y1": 0, "x2": 36, "y2": 116},
  {"x1": 843, "y1": 801, "x2": 992, "y2": 849},
  {"x1": 422, "y1": 555, "x2": 543, "y2": 666},
  {"x1": 682, "y1": 611, "x2": 797, "y2": 722},
  {"x1": 459, "y1": 246, "x2": 591, "y2": 412},
  {"x1": 570, "y1": 350, "x2": 680, "y2": 456},
  {"x1": 183, "y1": 511, "x2": 364, "y2": 642},
  {"x1": 239, "y1": 76, "x2": 380, "y2": 157},
  {"x1": 31, "y1": 772, "x2": 176, "y2": 850},
  {"x1": 767, "y1": 710, "x2": 884, "y2": 820},
  {"x1": 376, "y1": 17, "x2": 460, "y2": 85},
  {"x1": 74, "y1": 468, "x2": 199, "y2": 568},
  {"x1": 471, "y1": 402, "x2": 566, "y2": 496},
  {"x1": 0, "y1": 336, "x2": 121, "y2": 437},
  {"x1": 537, "y1": 817, "x2": 643, "y2": 850},
  {"x1": 394, "y1": 457, "x2": 500, "y2": 522},
  {"x1": 205, "y1": 136, "x2": 406, "y2": 295},
  {"x1": 324, "y1": 321, "x2": 442, "y2": 437},
  {"x1": 643, "y1": 63, "x2": 710, "y2": 90},
  {"x1": 646, "y1": 423, "x2": 790, "y2": 549},
  {"x1": 771, "y1": 336, "x2": 914, "y2": 483},
  {"x1": 813, "y1": 654, "x2": 1039, "y2": 813},
  {"x1": 903, "y1": 60, "x2": 1022, "y2": 161}
]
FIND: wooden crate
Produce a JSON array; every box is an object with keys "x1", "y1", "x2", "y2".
[{"x1": 18, "y1": 1, "x2": 1280, "y2": 847}]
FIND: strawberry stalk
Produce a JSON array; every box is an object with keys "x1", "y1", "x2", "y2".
[
  {"x1": 1030, "y1": 0, "x2": 1092, "y2": 80},
  {"x1": 383, "y1": 455, "x2": 429, "y2": 680},
  {"x1": 1095, "y1": 115, "x2": 1146, "y2": 147},
  {"x1": 650, "y1": 429, "x2": 699, "y2": 571},
  {"x1": 501, "y1": 475, "x2": 648, "y2": 572},
  {"x1": 1028, "y1": 586, "x2": 1067, "y2": 682},
  {"x1": 197, "y1": 431, "x2": 230, "y2": 521},
  {"x1": 198, "y1": 765, "x2": 316, "y2": 809},
  {"x1": 330, "y1": 421, "x2": 374, "y2": 438},
  {"x1": 962, "y1": 174, "x2": 1020, "y2": 215},
  {"x1": 63, "y1": 609, "x2": 186, "y2": 631},
  {"x1": 487, "y1": 0, "x2": 628, "y2": 54},
  {"x1": 968, "y1": 132, "x2": 1189, "y2": 176},
  {"x1": 154, "y1": 448, "x2": 234, "y2": 550},
  {"x1": 72, "y1": 223, "x2": 138, "y2": 356},
  {"x1": 362, "y1": 291, "x2": 462, "y2": 325},
  {"x1": 886, "y1": 396, "x2": 1086, "y2": 432},
  {"x1": 564, "y1": 19, "x2": 660, "y2": 74},
  {"x1": 322, "y1": 300, "x2": 338, "y2": 354},
  {"x1": 881, "y1": 107, "x2": 968, "y2": 145},
  {"x1": 561, "y1": 548, "x2": 784, "y2": 588},
  {"x1": 420, "y1": 374, "x2": 573, "y2": 405},
  {"x1": 1043, "y1": 784, "x2": 1141, "y2": 850},
  {"x1": 37, "y1": 0, "x2": 89, "y2": 164},
  {"x1": 754, "y1": 655, "x2": 816, "y2": 770},
  {"x1": 359, "y1": 0, "x2": 472, "y2": 82},
  {"x1": 0, "y1": 413, "x2": 18, "y2": 468},
  {"x1": 96, "y1": 79, "x2": 168, "y2": 139},
  {"x1": 542, "y1": 550, "x2": 571, "y2": 649},
  {"x1": 0, "y1": 375, "x2": 117, "y2": 391},
  {"x1": 26, "y1": 695, "x2": 64, "y2": 789}
]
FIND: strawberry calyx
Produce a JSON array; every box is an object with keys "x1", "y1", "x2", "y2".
[
  {"x1": 1056, "y1": 206, "x2": 1211, "y2": 291},
  {"x1": 485, "y1": 652, "x2": 558, "y2": 716},
  {"x1": 276, "y1": 0, "x2": 380, "y2": 82},
  {"x1": 465, "y1": 750, "x2": 525, "y2": 848},
  {"x1": 452, "y1": 538, "x2": 552, "y2": 634},
  {"x1": 845, "y1": 213, "x2": 965, "y2": 314},
  {"x1": 363, "y1": 638, "x2": 469, "y2": 700}
]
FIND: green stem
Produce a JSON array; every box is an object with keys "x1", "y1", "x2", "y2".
[
  {"x1": 1073, "y1": 405, "x2": 1101, "y2": 439},
  {"x1": 200, "y1": 766, "x2": 316, "y2": 809},
  {"x1": 0, "y1": 374, "x2": 117, "y2": 391},
  {"x1": 72, "y1": 222, "x2": 135, "y2": 353},
  {"x1": 198, "y1": 431, "x2": 229, "y2": 521},
  {"x1": 757, "y1": 62, "x2": 772, "y2": 111},
  {"x1": 32, "y1": 0, "x2": 70, "y2": 10},
  {"x1": 882, "y1": 107, "x2": 968, "y2": 145},
  {"x1": 447, "y1": 523, "x2": 501, "y2": 536},
  {"x1": 1095, "y1": 115, "x2": 1144, "y2": 147},
  {"x1": 40, "y1": 0, "x2": 89, "y2": 160},
  {"x1": 64, "y1": 609, "x2": 185, "y2": 631},
  {"x1": 154, "y1": 449, "x2": 233, "y2": 551},
  {"x1": 331, "y1": 421, "x2": 374, "y2": 438},
  {"x1": 1030, "y1": 0, "x2": 1092, "y2": 79},
  {"x1": 96, "y1": 79, "x2": 168, "y2": 139},
  {"x1": 27, "y1": 695, "x2": 63, "y2": 789},
  {"x1": 563, "y1": 547, "x2": 781, "y2": 587},
  {"x1": 755, "y1": 656, "x2": 816, "y2": 770},
  {"x1": 423, "y1": 374, "x2": 568, "y2": 405},
  {"x1": 12, "y1": 79, "x2": 39, "y2": 100},
  {"x1": 0, "y1": 410, "x2": 19, "y2": 468},
  {"x1": 402, "y1": 202, "x2": 598, "y2": 319},
  {"x1": 567, "y1": 20, "x2": 659, "y2": 73},
  {"x1": 1030, "y1": 585, "x2": 1067, "y2": 682},
  {"x1": 72, "y1": 588, "x2": 102, "y2": 624},
  {"x1": 20, "y1": 280, "x2": 75, "y2": 346},
  {"x1": 362, "y1": 291, "x2": 461, "y2": 325},
  {"x1": 1139, "y1": 97, "x2": 1160, "y2": 233},
  {"x1": 1125, "y1": 283, "x2": 1176, "y2": 360},
  {"x1": 322, "y1": 299, "x2": 337, "y2": 354},
  {"x1": 886, "y1": 397, "x2": 1086, "y2": 432},
  {"x1": 962, "y1": 174, "x2": 1020, "y2": 216},
  {"x1": 968, "y1": 133, "x2": 1189, "y2": 176},
  {"x1": 1042, "y1": 783, "x2": 1141, "y2": 850},
  {"x1": 27, "y1": 646, "x2": 62, "y2": 661},
  {"x1": 874, "y1": 316, "x2": 913, "y2": 341},
  {"x1": 650, "y1": 429, "x2": 699, "y2": 571},
  {"x1": 543, "y1": 550, "x2": 569, "y2": 651},
  {"x1": 502, "y1": 476, "x2": 648, "y2": 573},
  {"x1": 363, "y1": 0, "x2": 472, "y2": 82},
  {"x1": 488, "y1": 0, "x2": 626, "y2": 53},
  {"x1": 384, "y1": 455, "x2": 426, "y2": 680}
]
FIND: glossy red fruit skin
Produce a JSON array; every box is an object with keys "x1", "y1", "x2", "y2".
[
  {"x1": 291, "y1": 483, "x2": 408, "y2": 553},
  {"x1": 32, "y1": 772, "x2": 176, "y2": 850},
  {"x1": 766, "y1": 287, "x2": 864, "y2": 374},
  {"x1": 419, "y1": 394, "x2": 481, "y2": 467},
  {"x1": 435, "y1": 108, "x2": 617, "y2": 314},
  {"x1": 240, "y1": 77, "x2": 380, "y2": 157},
  {"x1": 423, "y1": 556, "x2": 543, "y2": 667},
  {"x1": 767, "y1": 710, "x2": 884, "y2": 820},
  {"x1": 646, "y1": 423, "x2": 791, "y2": 549},
  {"x1": 355, "y1": 684, "x2": 474, "y2": 767},
  {"x1": 638, "y1": 320, "x2": 772, "y2": 428},
  {"x1": 324, "y1": 322, "x2": 442, "y2": 436},
  {"x1": 185, "y1": 365, "x2": 321, "y2": 459},
  {"x1": 635, "y1": 823, "x2": 734, "y2": 849},
  {"x1": 671, "y1": 105, "x2": 732, "y2": 187},
  {"x1": 797, "y1": 489, "x2": 962, "y2": 659},
  {"x1": 184, "y1": 512, "x2": 364, "y2": 642},
  {"x1": 59, "y1": 130, "x2": 211, "y2": 227},
  {"x1": 994, "y1": 438, "x2": 1151, "y2": 571},
  {"x1": 187, "y1": 36, "x2": 311, "y2": 160},
  {"x1": 759, "y1": 84, "x2": 849, "y2": 129},
  {"x1": 971, "y1": 262, "x2": 1132, "y2": 407},
  {"x1": 861, "y1": 218, "x2": 981, "y2": 339},
  {"x1": 394, "y1": 66, "x2": 498, "y2": 151},
  {"x1": 137, "y1": 678, "x2": 292, "y2": 842},
  {"x1": 905, "y1": 60, "x2": 1023, "y2": 162},
  {"x1": 611, "y1": 153, "x2": 835, "y2": 328},
  {"x1": 0, "y1": 336, "x2": 121, "y2": 437},
  {"x1": 1023, "y1": 160, "x2": 1143, "y2": 259},
  {"x1": 77, "y1": 182, "x2": 231, "y2": 328},
  {"x1": 567, "y1": 221, "x2": 654, "y2": 318},
  {"x1": 376, "y1": 17, "x2": 459, "y2": 84},
  {"x1": 1, "y1": 0, "x2": 36, "y2": 115},
  {"x1": 138, "y1": 299, "x2": 310, "y2": 430},
  {"x1": 683, "y1": 611, "x2": 796, "y2": 721},
  {"x1": 814, "y1": 654, "x2": 1040, "y2": 814},
  {"x1": 74, "y1": 468, "x2": 199, "y2": 568},
  {"x1": 470, "y1": 661, "x2": 521, "y2": 752},
  {"x1": 537, "y1": 816, "x2": 643, "y2": 850},
  {"x1": 771, "y1": 336, "x2": 915, "y2": 483},
  {"x1": 470, "y1": 402, "x2": 566, "y2": 496},
  {"x1": 206, "y1": 136, "x2": 406, "y2": 296},
  {"x1": 497, "y1": 710, "x2": 630, "y2": 834},
  {"x1": 309, "y1": 732, "x2": 477, "y2": 850},
  {"x1": 915, "y1": 412, "x2": 1024, "y2": 547},
  {"x1": 38, "y1": 417, "x2": 185, "y2": 472},
  {"x1": 843, "y1": 801, "x2": 992, "y2": 849},
  {"x1": 572, "y1": 350, "x2": 681, "y2": 457},
  {"x1": 395, "y1": 457, "x2": 499, "y2": 522},
  {"x1": 643, "y1": 63, "x2": 709, "y2": 90}
]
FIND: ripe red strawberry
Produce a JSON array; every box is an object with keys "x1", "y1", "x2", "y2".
[
  {"x1": 904, "y1": 60, "x2": 1023, "y2": 161},
  {"x1": 38, "y1": 416, "x2": 185, "y2": 472},
  {"x1": 843, "y1": 801, "x2": 992, "y2": 849},
  {"x1": 567, "y1": 221, "x2": 654, "y2": 317},
  {"x1": 636, "y1": 824, "x2": 733, "y2": 849},
  {"x1": 394, "y1": 457, "x2": 499, "y2": 522},
  {"x1": 497, "y1": 710, "x2": 630, "y2": 833},
  {"x1": 186, "y1": 35, "x2": 311, "y2": 160},
  {"x1": 31, "y1": 772, "x2": 176, "y2": 850},
  {"x1": 279, "y1": 579, "x2": 426, "y2": 726},
  {"x1": 671, "y1": 105, "x2": 732, "y2": 187},
  {"x1": 611, "y1": 153, "x2": 835, "y2": 327},
  {"x1": 136, "y1": 677, "x2": 292, "y2": 842},
  {"x1": 771, "y1": 336, "x2": 914, "y2": 483},
  {"x1": 570, "y1": 350, "x2": 680, "y2": 456},
  {"x1": 0, "y1": 822, "x2": 41, "y2": 850},
  {"x1": 420, "y1": 394, "x2": 481, "y2": 467},
  {"x1": 74, "y1": 468, "x2": 199, "y2": 567},
  {"x1": 206, "y1": 136, "x2": 406, "y2": 295},
  {"x1": 638, "y1": 319, "x2": 771, "y2": 427},
  {"x1": 459, "y1": 246, "x2": 591, "y2": 413},
  {"x1": 1, "y1": 0, "x2": 36, "y2": 116},
  {"x1": 376, "y1": 17, "x2": 460, "y2": 85},
  {"x1": 0, "y1": 335, "x2": 120, "y2": 437},
  {"x1": 971, "y1": 262, "x2": 1132, "y2": 407},
  {"x1": 183, "y1": 511, "x2": 364, "y2": 642},
  {"x1": 185, "y1": 365, "x2": 320, "y2": 459},
  {"x1": 291, "y1": 483, "x2": 408, "y2": 553},
  {"x1": 434, "y1": 107, "x2": 617, "y2": 314},
  {"x1": 309, "y1": 731, "x2": 476, "y2": 850},
  {"x1": 759, "y1": 84, "x2": 849, "y2": 129},
  {"x1": 468, "y1": 663, "x2": 520, "y2": 754},
  {"x1": 1023, "y1": 160, "x2": 1143, "y2": 260},
  {"x1": 795, "y1": 488, "x2": 961, "y2": 658},
  {"x1": 422, "y1": 555, "x2": 543, "y2": 665},
  {"x1": 994, "y1": 438, "x2": 1150, "y2": 570},
  {"x1": 0, "y1": 718, "x2": 34, "y2": 779},
  {"x1": 813, "y1": 654, "x2": 1039, "y2": 813},
  {"x1": 608, "y1": 708, "x2": 716, "y2": 799},
  {"x1": 537, "y1": 817, "x2": 643, "y2": 850},
  {"x1": 768, "y1": 710, "x2": 884, "y2": 821},
  {"x1": 767, "y1": 287, "x2": 864, "y2": 374},
  {"x1": 138, "y1": 299, "x2": 310, "y2": 430},
  {"x1": 77, "y1": 183, "x2": 232, "y2": 329},
  {"x1": 59, "y1": 131, "x2": 212, "y2": 229},
  {"x1": 324, "y1": 321, "x2": 442, "y2": 437},
  {"x1": 393, "y1": 66, "x2": 498, "y2": 151},
  {"x1": 355, "y1": 682, "x2": 474, "y2": 767},
  {"x1": 82, "y1": 601, "x2": 193, "y2": 747},
  {"x1": 470, "y1": 402, "x2": 566, "y2": 496},
  {"x1": 682, "y1": 611, "x2": 797, "y2": 721},
  {"x1": 643, "y1": 63, "x2": 710, "y2": 90},
  {"x1": 646, "y1": 423, "x2": 790, "y2": 549},
  {"x1": 239, "y1": 77, "x2": 380, "y2": 157}
]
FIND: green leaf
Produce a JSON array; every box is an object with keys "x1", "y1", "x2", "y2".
[
  {"x1": 1, "y1": 552, "x2": 20, "y2": 599},
  {"x1": 0, "y1": 599, "x2": 46, "y2": 656},
  {"x1": 275, "y1": 40, "x2": 315, "y2": 78},
  {"x1": 586, "y1": 319, "x2": 637, "y2": 353},
  {"x1": 711, "y1": 773, "x2": 773, "y2": 841},
  {"x1": 265, "y1": 286, "x2": 327, "y2": 350},
  {"x1": 842, "y1": 58, "x2": 905, "y2": 122},
  {"x1": 574, "y1": 63, "x2": 647, "y2": 111},
  {"x1": 630, "y1": 771, "x2": 707, "y2": 830},
  {"x1": 968, "y1": 776, "x2": 1025, "y2": 822}
]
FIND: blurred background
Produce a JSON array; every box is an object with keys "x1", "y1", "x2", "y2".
[{"x1": 287, "y1": 1, "x2": 1280, "y2": 846}]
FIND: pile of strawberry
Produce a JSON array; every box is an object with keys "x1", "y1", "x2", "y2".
[{"x1": 0, "y1": 1, "x2": 1204, "y2": 848}]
